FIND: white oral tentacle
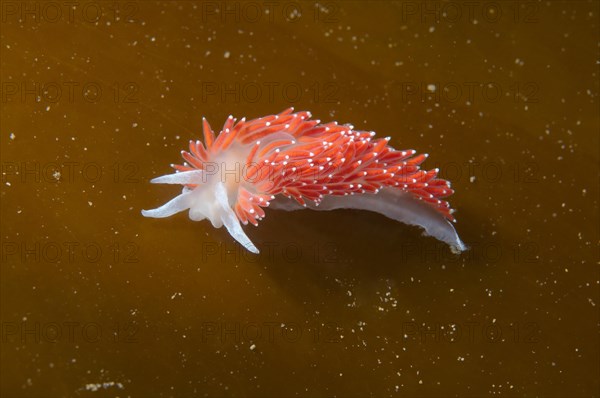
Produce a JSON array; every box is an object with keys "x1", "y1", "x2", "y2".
[
  {"x1": 141, "y1": 190, "x2": 194, "y2": 218},
  {"x1": 214, "y1": 181, "x2": 260, "y2": 254},
  {"x1": 150, "y1": 170, "x2": 204, "y2": 184}
]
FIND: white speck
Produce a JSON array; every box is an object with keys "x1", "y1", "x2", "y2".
[
  {"x1": 224, "y1": 51, "x2": 231, "y2": 59},
  {"x1": 132, "y1": 122, "x2": 138, "y2": 128},
  {"x1": 9, "y1": 133, "x2": 15, "y2": 140},
  {"x1": 88, "y1": 201, "x2": 93, "y2": 206},
  {"x1": 249, "y1": 344, "x2": 256, "y2": 350}
]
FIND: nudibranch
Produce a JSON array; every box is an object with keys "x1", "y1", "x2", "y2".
[{"x1": 142, "y1": 108, "x2": 466, "y2": 254}]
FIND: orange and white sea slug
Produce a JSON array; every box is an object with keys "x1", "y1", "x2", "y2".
[{"x1": 142, "y1": 108, "x2": 466, "y2": 254}]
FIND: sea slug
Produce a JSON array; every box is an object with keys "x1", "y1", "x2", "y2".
[{"x1": 142, "y1": 108, "x2": 466, "y2": 254}]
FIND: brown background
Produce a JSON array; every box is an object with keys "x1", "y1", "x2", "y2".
[{"x1": 1, "y1": 1, "x2": 598, "y2": 397}]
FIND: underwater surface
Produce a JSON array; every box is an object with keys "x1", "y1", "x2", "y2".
[{"x1": 1, "y1": 1, "x2": 598, "y2": 396}]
